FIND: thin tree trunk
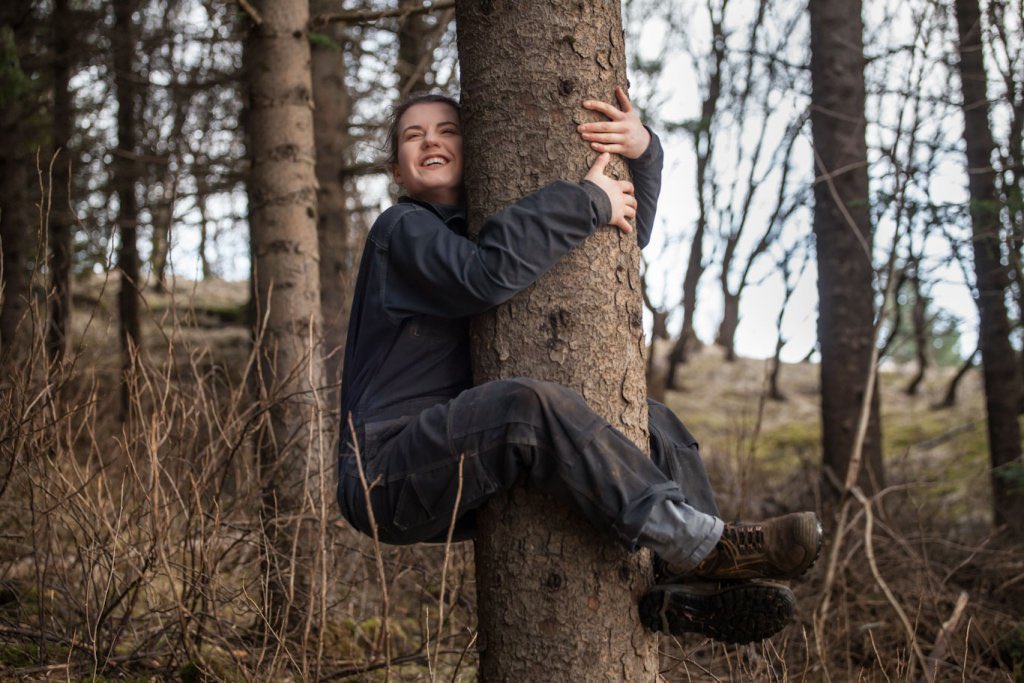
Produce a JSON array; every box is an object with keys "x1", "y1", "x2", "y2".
[
  {"x1": 808, "y1": 0, "x2": 884, "y2": 495},
  {"x1": 954, "y1": 0, "x2": 1024, "y2": 538},
  {"x1": 113, "y1": 0, "x2": 140, "y2": 416},
  {"x1": 196, "y1": 176, "x2": 213, "y2": 280},
  {"x1": 934, "y1": 346, "x2": 978, "y2": 410},
  {"x1": 904, "y1": 263, "x2": 928, "y2": 396},
  {"x1": 456, "y1": 1, "x2": 657, "y2": 679},
  {"x1": 311, "y1": 0, "x2": 352, "y2": 416},
  {"x1": 246, "y1": 0, "x2": 332, "y2": 665},
  {"x1": 48, "y1": 0, "x2": 72, "y2": 365},
  {"x1": 396, "y1": 0, "x2": 432, "y2": 97}
]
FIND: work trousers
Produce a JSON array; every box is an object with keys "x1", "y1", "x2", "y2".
[{"x1": 338, "y1": 378, "x2": 722, "y2": 563}]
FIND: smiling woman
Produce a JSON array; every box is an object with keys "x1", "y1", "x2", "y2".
[{"x1": 389, "y1": 100, "x2": 464, "y2": 205}]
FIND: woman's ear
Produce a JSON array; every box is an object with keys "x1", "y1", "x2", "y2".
[{"x1": 391, "y1": 163, "x2": 403, "y2": 187}]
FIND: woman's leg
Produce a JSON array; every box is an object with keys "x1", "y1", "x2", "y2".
[{"x1": 338, "y1": 378, "x2": 721, "y2": 561}]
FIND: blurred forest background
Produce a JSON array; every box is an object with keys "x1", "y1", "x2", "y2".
[{"x1": 0, "y1": 0, "x2": 1023, "y2": 680}]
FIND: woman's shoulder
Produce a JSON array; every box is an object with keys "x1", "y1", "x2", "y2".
[{"x1": 369, "y1": 201, "x2": 444, "y2": 248}]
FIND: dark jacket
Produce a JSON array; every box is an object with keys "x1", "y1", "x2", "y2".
[{"x1": 340, "y1": 134, "x2": 664, "y2": 427}]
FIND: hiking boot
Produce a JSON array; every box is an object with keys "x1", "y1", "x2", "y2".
[
  {"x1": 639, "y1": 581, "x2": 796, "y2": 644},
  {"x1": 685, "y1": 511, "x2": 823, "y2": 581}
]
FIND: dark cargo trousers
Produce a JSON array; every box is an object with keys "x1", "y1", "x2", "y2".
[{"x1": 338, "y1": 378, "x2": 723, "y2": 567}]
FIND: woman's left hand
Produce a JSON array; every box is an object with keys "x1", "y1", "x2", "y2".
[{"x1": 577, "y1": 86, "x2": 651, "y2": 160}]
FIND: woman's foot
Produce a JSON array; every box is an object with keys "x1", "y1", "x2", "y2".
[
  {"x1": 638, "y1": 580, "x2": 796, "y2": 644},
  {"x1": 677, "y1": 512, "x2": 824, "y2": 581}
]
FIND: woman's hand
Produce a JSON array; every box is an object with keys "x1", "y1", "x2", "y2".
[
  {"x1": 584, "y1": 152, "x2": 636, "y2": 234},
  {"x1": 577, "y1": 86, "x2": 651, "y2": 160}
]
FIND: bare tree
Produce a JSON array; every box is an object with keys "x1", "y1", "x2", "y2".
[
  {"x1": 954, "y1": 0, "x2": 1024, "y2": 538},
  {"x1": 808, "y1": 0, "x2": 884, "y2": 494},
  {"x1": 244, "y1": 0, "x2": 333, "y2": 664}
]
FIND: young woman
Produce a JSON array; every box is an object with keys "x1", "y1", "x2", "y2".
[{"x1": 337, "y1": 88, "x2": 821, "y2": 644}]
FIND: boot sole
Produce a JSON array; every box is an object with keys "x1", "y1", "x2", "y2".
[{"x1": 639, "y1": 582, "x2": 796, "y2": 644}]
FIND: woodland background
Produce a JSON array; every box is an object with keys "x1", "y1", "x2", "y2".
[{"x1": 0, "y1": 0, "x2": 1023, "y2": 680}]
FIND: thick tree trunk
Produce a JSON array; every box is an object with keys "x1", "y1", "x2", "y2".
[
  {"x1": 48, "y1": 0, "x2": 72, "y2": 365},
  {"x1": 311, "y1": 2, "x2": 353, "y2": 416},
  {"x1": 113, "y1": 0, "x2": 140, "y2": 416},
  {"x1": 246, "y1": 0, "x2": 332, "y2": 662},
  {"x1": 808, "y1": 0, "x2": 884, "y2": 495},
  {"x1": 0, "y1": 2, "x2": 36, "y2": 366},
  {"x1": 456, "y1": 1, "x2": 657, "y2": 679},
  {"x1": 954, "y1": 0, "x2": 1024, "y2": 538}
]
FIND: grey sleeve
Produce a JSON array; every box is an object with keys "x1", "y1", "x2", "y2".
[
  {"x1": 627, "y1": 129, "x2": 664, "y2": 249},
  {"x1": 385, "y1": 180, "x2": 609, "y2": 318}
]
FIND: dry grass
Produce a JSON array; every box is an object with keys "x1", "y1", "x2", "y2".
[{"x1": 0, "y1": 281, "x2": 1020, "y2": 681}]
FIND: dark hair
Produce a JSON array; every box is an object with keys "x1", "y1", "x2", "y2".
[{"x1": 386, "y1": 93, "x2": 461, "y2": 165}]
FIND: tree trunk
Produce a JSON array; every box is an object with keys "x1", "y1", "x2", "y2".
[
  {"x1": 311, "y1": 1, "x2": 352, "y2": 416},
  {"x1": 456, "y1": 1, "x2": 657, "y2": 679},
  {"x1": 245, "y1": 0, "x2": 332, "y2": 664},
  {"x1": 954, "y1": 0, "x2": 1024, "y2": 538},
  {"x1": 48, "y1": 0, "x2": 73, "y2": 366},
  {"x1": 808, "y1": 0, "x2": 884, "y2": 495},
  {"x1": 0, "y1": 2, "x2": 36, "y2": 366},
  {"x1": 112, "y1": 0, "x2": 140, "y2": 416},
  {"x1": 396, "y1": 0, "x2": 432, "y2": 97},
  {"x1": 904, "y1": 264, "x2": 928, "y2": 396},
  {"x1": 716, "y1": 291, "x2": 739, "y2": 362},
  {"x1": 934, "y1": 346, "x2": 977, "y2": 410}
]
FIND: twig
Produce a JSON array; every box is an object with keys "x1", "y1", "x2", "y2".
[
  {"x1": 237, "y1": 0, "x2": 262, "y2": 25},
  {"x1": 850, "y1": 486, "x2": 929, "y2": 679},
  {"x1": 919, "y1": 591, "x2": 969, "y2": 683},
  {"x1": 314, "y1": 0, "x2": 455, "y2": 27},
  {"x1": 431, "y1": 454, "x2": 464, "y2": 681},
  {"x1": 348, "y1": 413, "x2": 391, "y2": 681}
]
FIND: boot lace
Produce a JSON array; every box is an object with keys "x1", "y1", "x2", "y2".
[{"x1": 723, "y1": 523, "x2": 765, "y2": 553}]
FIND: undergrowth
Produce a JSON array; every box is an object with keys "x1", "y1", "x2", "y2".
[{"x1": 0, "y1": 281, "x2": 1020, "y2": 681}]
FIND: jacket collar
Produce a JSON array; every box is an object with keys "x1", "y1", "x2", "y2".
[{"x1": 398, "y1": 195, "x2": 466, "y2": 231}]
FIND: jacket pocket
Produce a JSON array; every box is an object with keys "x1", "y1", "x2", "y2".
[{"x1": 393, "y1": 454, "x2": 498, "y2": 532}]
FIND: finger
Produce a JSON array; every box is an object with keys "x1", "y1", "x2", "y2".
[
  {"x1": 614, "y1": 216, "x2": 633, "y2": 233},
  {"x1": 587, "y1": 151, "x2": 611, "y2": 176},
  {"x1": 624, "y1": 205, "x2": 636, "y2": 219},
  {"x1": 578, "y1": 121, "x2": 626, "y2": 134},
  {"x1": 590, "y1": 142, "x2": 625, "y2": 155},
  {"x1": 619, "y1": 181, "x2": 635, "y2": 195},
  {"x1": 615, "y1": 86, "x2": 633, "y2": 113},
  {"x1": 581, "y1": 132, "x2": 625, "y2": 144},
  {"x1": 581, "y1": 99, "x2": 624, "y2": 120}
]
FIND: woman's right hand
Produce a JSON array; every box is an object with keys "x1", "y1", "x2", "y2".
[{"x1": 584, "y1": 152, "x2": 636, "y2": 234}]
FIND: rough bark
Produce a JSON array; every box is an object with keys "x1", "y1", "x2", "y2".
[
  {"x1": 0, "y1": 2, "x2": 35, "y2": 366},
  {"x1": 456, "y1": 1, "x2": 657, "y2": 679},
  {"x1": 808, "y1": 0, "x2": 884, "y2": 494},
  {"x1": 311, "y1": 1, "x2": 353, "y2": 415},
  {"x1": 112, "y1": 0, "x2": 140, "y2": 416},
  {"x1": 245, "y1": 0, "x2": 332, "y2": 661},
  {"x1": 954, "y1": 0, "x2": 1024, "y2": 538},
  {"x1": 48, "y1": 0, "x2": 72, "y2": 365}
]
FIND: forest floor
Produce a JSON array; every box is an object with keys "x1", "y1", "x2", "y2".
[{"x1": 0, "y1": 275, "x2": 1021, "y2": 681}]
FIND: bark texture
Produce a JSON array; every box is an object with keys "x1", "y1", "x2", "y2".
[
  {"x1": 954, "y1": 0, "x2": 1024, "y2": 538},
  {"x1": 311, "y1": 2, "x2": 353, "y2": 413},
  {"x1": 808, "y1": 0, "x2": 884, "y2": 494},
  {"x1": 456, "y1": 1, "x2": 656, "y2": 679},
  {"x1": 246, "y1": 0, "x2": 332, "y2": 655}
]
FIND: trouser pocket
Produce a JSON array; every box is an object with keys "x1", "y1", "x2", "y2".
[{"x1": 393, "y1": 453, "x2": 498, "y2": 532}]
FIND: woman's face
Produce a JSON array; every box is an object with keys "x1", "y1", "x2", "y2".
[{"x1": 391, "y1": 101, "x2": 464, "y2": 205}]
